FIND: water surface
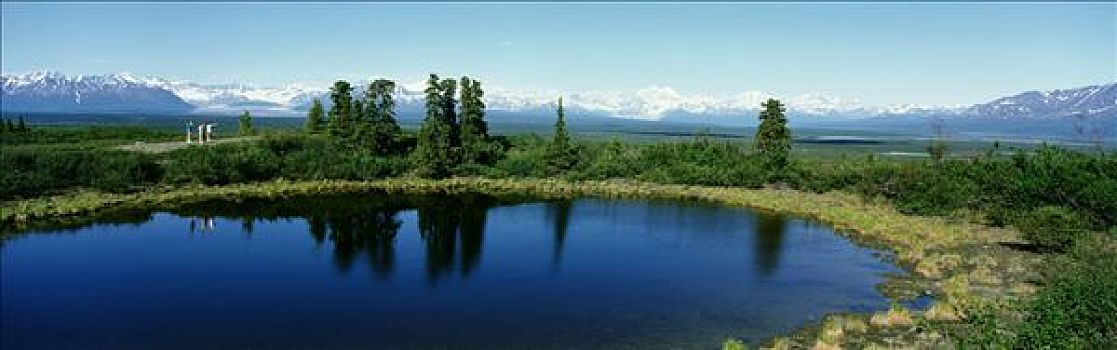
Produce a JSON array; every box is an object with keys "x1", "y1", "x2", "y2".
[{"x1": 2, "y1": 194, "x2": 899, "y2": 349}]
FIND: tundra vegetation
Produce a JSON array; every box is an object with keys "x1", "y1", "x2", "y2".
[{"x1": 1, "y1": 75, "x2": 1114, "y2": 348}]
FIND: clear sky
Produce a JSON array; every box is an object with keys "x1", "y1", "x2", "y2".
[{"x1": 2, "y1": 2, "x2": 1114, "y2": 106}]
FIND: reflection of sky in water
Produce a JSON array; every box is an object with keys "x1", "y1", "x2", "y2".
[{"x1": 2, "y1": 196, "x2": 902, "y2": 349}]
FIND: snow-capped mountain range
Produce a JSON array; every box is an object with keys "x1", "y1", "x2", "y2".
[
  {"x1": 0, "y1": 71, "x2": 194, "y2": 113},
  {"x1": 966, "y1": 83, "x2": 1117, "y2": 120},
  {"x1": 2, "y1": 71, "x2": 1114, "y2": 121}
]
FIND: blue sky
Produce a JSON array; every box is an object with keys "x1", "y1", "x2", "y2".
[{"x1": 2, "y1": 2, "x2": 1114, "y2": 105}]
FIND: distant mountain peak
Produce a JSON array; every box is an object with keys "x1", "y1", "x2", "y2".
[
  {"x1": 966, "y1": 83, "x2": 1117, "y2": 120},
  {"x1": 1, "y1": 71, "x2": 194, "y2": 113}
]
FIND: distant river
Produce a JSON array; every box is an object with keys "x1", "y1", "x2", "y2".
[{"x1": 1, "y1": 194, "x2": 900, "y2": 349}]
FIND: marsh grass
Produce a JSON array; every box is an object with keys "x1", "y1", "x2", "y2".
[
  {"x1": 870, "y1": 302, "x2": 914, "y2": 327},
  {"x1": 721, "y1": 338, "x2": 747, "y2": 350}
]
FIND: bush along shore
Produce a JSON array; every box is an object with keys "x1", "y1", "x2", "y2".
[{"x1": 3, "y1": 75, "x2": 1114, "y2": 348}]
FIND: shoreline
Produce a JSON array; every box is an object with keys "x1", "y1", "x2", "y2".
[{"x1": 0, "y1": 177, "x2": 1044, "y2": 348}]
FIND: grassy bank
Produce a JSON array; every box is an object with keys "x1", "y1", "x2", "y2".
[{"x1": 1, "y1": 177, "x2": 1061, "y2": 347}]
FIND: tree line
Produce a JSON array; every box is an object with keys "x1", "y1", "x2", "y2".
[
  {"x1": 299, "y1": 74, "x2": 593, "y2": 178},
  {"x1": 302, "y1": 78, "x2": 403, "y2": 155},
  {"x1": 414, "y1": 74, "x2": 500, "y2": 177}
]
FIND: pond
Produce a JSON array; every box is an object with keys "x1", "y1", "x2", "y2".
[{"x1": 2, "y1": 194, "x2": 902, "y2": 349}]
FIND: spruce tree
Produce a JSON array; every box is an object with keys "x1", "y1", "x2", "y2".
[
  {"x1": 349, "y1": 97, "x2": 366, "y2": 146},
  {"x1": 327, "y1": 81, "x2": 354, "y2": 141},
  {"x1": 4, "y1": 119, "x2": 13, "y2": 132},
  {"x1": 17, "y1": 116, "x2": 27, "y2": 132},
  {"x1": 416, "y1": 74, "x2": 454, "y2": 178},
  {"x1": 305, "y1": 98, "x2": 325, "y2": 134},
  {"x1": 352, "y1": 99, "x2": 365, "y2": 125},
  {"x1": 365, "y1": 79, "x2": 401, "y2": 154},
  {"x1": 237, "y1": 111, "x2": 256, "y2": 136},
  {"x1": 459, "y1": 77, "x2": 492, "y2": 164},
  {"x1": 545, "y1": 97, "x2": 578, "y2": 173},
  {"x1": 754, "y1": 98, "x2": 791, "y2": 169},
  {"x1": 439, "y1": 78, "x2": 459, "y2": 153}
]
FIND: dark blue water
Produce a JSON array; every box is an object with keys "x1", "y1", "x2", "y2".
[{"x1": 1, "y1": 195, "x2": 899, "y2": 349}]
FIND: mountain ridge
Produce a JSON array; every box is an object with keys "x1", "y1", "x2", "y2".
[{"x1": 2, "y1": 71, "x2": 1113, "y2": 121}]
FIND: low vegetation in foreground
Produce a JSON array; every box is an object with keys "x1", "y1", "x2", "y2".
[{"x1": 2, "y1": 75, "x2": 1114, "y2": 348}]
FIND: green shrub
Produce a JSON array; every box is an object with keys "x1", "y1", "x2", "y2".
[
  {"x1": 494, "y1": 146, "x2": 549, "y2": 178},
  {"x1": 164, "y1": 136, "x2": 408, "y2": 184},
  {"x1": 1016, "y1": 206, "x2": 1091, "y2": 251},
  {"x1": 1017, "y1": 236, "x2": 1117, "y2": 347},
  {"x1": 0, "y1": 148, "x2": 160, "y2": 199},
  {"x1": 91, "y1": 152, "x2": 163, "y2": 193},
  {"x1": 957, "y1": 236, "x2": 1117, "y2": 348}
]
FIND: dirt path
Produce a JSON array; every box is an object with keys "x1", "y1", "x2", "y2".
[{"x1": 118, "y1": 136, "x2": 259, "y2": 153}]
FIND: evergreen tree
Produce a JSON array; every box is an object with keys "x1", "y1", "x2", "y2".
[
  {"x1": 545, "y1": 97, "x2": 578, "y2": 173},
  {"x1": 459, "y1": 77, "x2": 493, "y2": 164},
  {"x1": 327, "y1": 81, "x2": 354, "y2": 141},
  {"x1": 4, "y1": 119, "x2": 13, "y2": 133},
  {"x1": 349, "y1": 98, "x2": 366, "y2": 146},
  {"x1": 237, "y1": 111, "x2": 256, "y2": 136},
  {"x1": 305, "y1": 98, "x2": 326, "y2": 134},
  {"x1": 754, "y1": 98, "x2": 791, "y2": 169},
  {"x1": 352, "y1": 99, "x2": 366, "y2": 125},
  {"x1": 439, "y1": 78, "x2": 459, "y2": 152},
  {"x1": 17, "y1": 116, "x2": 28, "y2": 132},
  {"x1": 416, "y1": 74, "x2": 455, "y2": 178},
  {"x1": 364, "y1": 79, "x2": 401, "y2": 154}
]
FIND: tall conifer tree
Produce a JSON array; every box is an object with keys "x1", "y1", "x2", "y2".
[
  {"x1": 364, "y1": 79, "x2": 401, "y2": 154},
  {"x1": 459, "y1": 76, "x2": 492, "y2": 164},
  {"x1": 545, "y1": 97, "x2": 578, "y2": 173},
  {"x1": 754, "y1": 98, "x2": 791, "y2": 169},
  {"x1": 439, "y1": 78, "x2": 459, "y2": 153},
  {"x1": 416, "y1": 74, "x2": 454, "y2": 177},
  {"x1": 327, "y1": 81, "x2": 354, "y2": 140},
  {"x1": 305, "y1": 98, "x2": 325, "y2": 134},
  {"x1": 237, "y1": 110, "x2": 256, "y2": 136}
]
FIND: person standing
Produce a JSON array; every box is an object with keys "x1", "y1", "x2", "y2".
[{"x1": 186, "y1": 121, "x2": 194, "y2": 143}]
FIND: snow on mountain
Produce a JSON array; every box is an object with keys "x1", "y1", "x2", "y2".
[
  {"x1": 0, "y1": 71, "x2": 194, "y2": 113},
  {"x1": 967, "y1": 83, "x2": 1117, "y2": 119},
  {"x1": 2, "y1": 72, "x2": 1112, "y2": 121},
  {"x1": 0, "y1": 71, "x2": 890, "y2": 118},
  {"x1": 474, "y1": 87, "x2": 869, "y2": 120}
]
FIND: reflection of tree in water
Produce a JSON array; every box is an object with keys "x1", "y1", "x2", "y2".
[
  {"x1": 546, "y1": 200, "x2": 573, "y2": 273},
  {"x1": 324, "y1": 210, "x2": 401, "y2": 278},
  {"x1": 416, "y1": 194, "x2": 493, "y2": 284},
  {"x1": 417, "y1": 199, "x2": 459, "y2": 283},
  {"x1": 308, "y1": 216, "x2": 327, "y2": 245},
  {"x1": 170, "y1": 195, "x2": 406, "y2": 279},
  {"x1": 458, "y1": 197, "x2": 488, "y2": 278},
  {"x1": 754, "y1": 214, "x2": 787, "y2": 277},
  {"x1": 241, "y1": 215, "x2": 255, "y2": 235},
  {"x1": 160, "y1": 193, "x2": 507, "y2": 282}
]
